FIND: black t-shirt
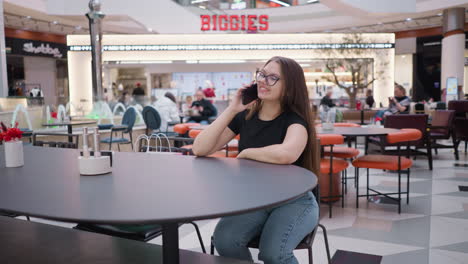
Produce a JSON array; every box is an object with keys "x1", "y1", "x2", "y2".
[{"x1": 228, "y1": 110, "x2": 308, "y2": 167}]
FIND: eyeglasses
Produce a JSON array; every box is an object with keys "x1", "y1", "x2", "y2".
[{"x1": 256, "y1": 71, "x2": 280, "y2": 86}]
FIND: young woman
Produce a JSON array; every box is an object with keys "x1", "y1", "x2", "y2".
[{"x1": 192, "y1": 56, "x2": 319, "y2": 264}]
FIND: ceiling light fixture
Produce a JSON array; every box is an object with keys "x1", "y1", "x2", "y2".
[
  {"x1": 377, "y1": 22, "x2": 383, "y2": 25},
  {"x1": 199, "y1": 5, "x2": 206, "y2": 9},
  {"x1": 191, "y1": 0, "x2": 209, "y2": 3},
  {"x1": 147, "y1": 28, "x2": 153, "y2": 32},
  {"x1": 75, "y1": 25, "x2": 82, "y2": 30},
  {"x1": 307, "y1": 0, "x2": 319, "y2": 3},
  {"x1": 25, "y1": 16, "x2": 31, "y2": 19},
  {"x1": 52, "y1": 21, "x2": 59, "y2": 25},
  {"x1": 437, "y1": 13, "x2": 443, "y2": 16},
  {"x1": 405, "y1": 18, "x2": 412, "y2": 21},
  {"x1": 270, "y1": 0, "x2": 290, "y2": 7}
]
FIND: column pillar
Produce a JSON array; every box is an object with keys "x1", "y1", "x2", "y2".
[
  {"x1": 0, "y1": 2, "x2": 9, "y2": 97},
  {"x1": 441, "y1": 7, "x2": 465, "y2": 102}
]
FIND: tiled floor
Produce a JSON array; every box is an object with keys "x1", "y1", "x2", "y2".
[{"x1": 15, "y1": 144, "x2": 468, "y2": 264}]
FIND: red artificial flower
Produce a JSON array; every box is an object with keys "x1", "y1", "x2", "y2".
[
  {"x1": 51, "y1": 112, "x2": 58, "y2": 119},
  {"x1": 0, "y1": 122, "x2": 23, "y2": 142},
  {"x1": 3, "y1": 133, "x2": 11, "y2": 142},
  {"x1": 5, "y1": 128, "x2": 23, "y2": 141}
]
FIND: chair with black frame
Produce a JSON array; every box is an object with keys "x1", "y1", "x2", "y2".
[
  {"x1": 33, "y1": 132, "x2": 80, "y2": 149},
  {"x1": 353, "y1": 129, "x2": 422, "y2": 214},
  {"x1": 100, "y1": 107, "x2": 136, "y2": 151},
  {"x1": 367, "y1": 114, "x2": 433, "y2": 170},
  {"x1": 448, "y1": 100, "x2": 468, "y2": 154},
  {"x1": 428, "y1": 110, "x2": 457, "y2": 159},
  {"x1": 73, "y1": 142, "x2": 206, "y2": 253},
  {"x1": 209, "y1": 138, "x2": 332, "y2": 264}
]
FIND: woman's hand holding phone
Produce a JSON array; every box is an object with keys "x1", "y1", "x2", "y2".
[{"x1": 227, "y1": 82, "x2": 257, "y2": 114}]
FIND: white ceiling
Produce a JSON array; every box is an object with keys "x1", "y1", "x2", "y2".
[{"x1": 3, "y1": 0, "x2": 468, "y2": 35}]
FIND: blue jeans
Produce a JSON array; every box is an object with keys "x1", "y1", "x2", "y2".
[{"x1": 213, "y1": 191, "x2": 319, "y2": 264}]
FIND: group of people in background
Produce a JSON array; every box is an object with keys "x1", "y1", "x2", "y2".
[{"x1": 319, "y1": 83, "x2": 412, "y2": 123}]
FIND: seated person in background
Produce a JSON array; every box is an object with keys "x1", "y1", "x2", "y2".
[
  {"x1": 365, "y1": 89, "x2": 375, "y2": 109},
  {"x1": 375, "y1": 83, "x2": 411, "y2": 120},
  {"x1": 132, "y1": 82, "x2": 146, "y2": 105},
  {"x1": 118, "y1": 91, "x2": 132, "y2": 107},
  {"x1": 188, "y1": 90, "x2": 217, "y2": 124},
  {"x1": 181, "y1": 95, "x2": 193, "y2": 116},
  {"x1": 319, "y1": 90, "x2": 336, "y2": 122},
  {"x1": 30, "y1": 87, "x2": 43, "y2": 97},
  {"x1": 153, "y1": 92, "x2": 180, "y2": 131},
  {"x1": 132, "y1": 82, "x2": 145, "y2": 96}
]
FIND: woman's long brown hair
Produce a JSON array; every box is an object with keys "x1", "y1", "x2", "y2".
[{"x1": 246, "y1": 56, "x2": 318, "y2": 175}]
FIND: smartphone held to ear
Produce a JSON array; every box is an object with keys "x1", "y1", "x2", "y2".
[{"x1": 242, "y1": 83, "x2": 258, "y2": 105}]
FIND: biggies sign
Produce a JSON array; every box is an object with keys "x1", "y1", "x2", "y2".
[
  {"x1": 6, "y1": 38, "x2": 67, "y2": 59},
  {"x1": 201, "y1": 15, "x2": 269, "y2": 31}
]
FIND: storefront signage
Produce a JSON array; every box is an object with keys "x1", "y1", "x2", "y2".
[
  {"x1": 6, "y1": 38, "x2": 67, "y2": 59},
  {"x1": 69, "y1": 43, "x2": 394, "y2": 52},
  {"x1": 200, "y1": 15, "x2": 269, "y2": 31}
]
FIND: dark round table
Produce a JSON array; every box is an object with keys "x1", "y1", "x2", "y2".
[
  {"x1": 0, "y1": 146, "x2": 317, "y2": 264},
  {"x1": 42, "y1": 120, "x2": 97, "y2": 142}
]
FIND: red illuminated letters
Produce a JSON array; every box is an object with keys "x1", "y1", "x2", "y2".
[
  {"x1": 200, "y1": 15, "x2": 269, "y2": 32},
  {"x1": 230, "y1": 15, "x2": 240, "y2": 31}
]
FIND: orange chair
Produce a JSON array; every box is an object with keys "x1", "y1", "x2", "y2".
[
  {"x1": 333, "y1": 123, "x2": 361, "y2": 128},
  {"x1": 323, "y1": 146, "x2": 359, "y2": 194},
  {"x1": 188, "y1": 129, "x2": 202, "y2": 139},
  {"x1": 352, "y1": 129, "x2": 422, "y2": 213},
  {"x1": 316, "y1": 122, "x2": 360, "y2": 128},
  {"x1": 317, "y1": 134, "x2": 349, "y2": 218},
  {"x1": 174, "y1": 123, "x2": 201, "y2": 136}
]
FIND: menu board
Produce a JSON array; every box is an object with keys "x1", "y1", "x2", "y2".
[
  {"x1": 446, "y1": 77, "x2": 458, "y2": 96},
  {"x1": 172, "y1": 72, "x2": 252, "y2": 97}
]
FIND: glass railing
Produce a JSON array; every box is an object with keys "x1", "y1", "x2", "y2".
[{"x1": 173, "y1": 0, "x2": 319, "y2": 11}]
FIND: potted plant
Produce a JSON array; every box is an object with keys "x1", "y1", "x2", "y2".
[{"x1": 1, "y1": 122, "x2": 24, "y2": 167}]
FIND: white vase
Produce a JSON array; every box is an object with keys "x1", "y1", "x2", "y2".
[{"x1": 4, "y1": 141, "x2": 24, "y2": 167}]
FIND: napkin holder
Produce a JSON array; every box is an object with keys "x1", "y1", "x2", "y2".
[
  {"x1": 78, "y1": 127, "x2": 112, "y2": 176},
  {"x1": 78, "y1": 155, "x2": 111, "y2": 176}
]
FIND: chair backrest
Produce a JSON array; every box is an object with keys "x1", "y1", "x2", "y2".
[
  {"x1": 174, "y1": 123, "x2": 190, "y2": 135},
  {"x1": 448, "y1": 100, "x2": 468, "y2": 116},
  {"x1": 448, "y1": 100, "x2": 468, "y2": 140},
  {"x1": 142, "y1": 106, "x2": 161, "y2": 131},
  {"x1": 435, "y1": 102, "x2": 446, "y2": 110},
  {"x1": 386, "y1": 129, "x2": 422, "y2": 144},
  {"x1": 384, "y1": 114, "x2": 428, "y2": 146},
  {"x1": 121, "y1": 107, "x2": 137, "y2": 132},
  {"x1": 414, "y1": 103, "x2": 425, "y2": 114},
  {"x1": 188, "y1": 129, "x2": 202, "y2": 139},
  {"x1": 32, "y1": 133, "x2": 79, "y2": 149},
  {"x1": 316, "y1": 134, "x2": 344, "y2": 146},
  {"x1": 431, "y1": 110, "x2": 455, "y2": 136},
  {"x1": 333, "y1": 122, "x2": 360, "y2": 127}
]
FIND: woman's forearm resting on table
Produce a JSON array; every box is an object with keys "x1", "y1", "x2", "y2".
[
  {"x1": 192, "y1": 107, "x2": 238, "y2": 156},
  {"x1": 238, "y1": 145, "x2": 299, "y2": 165}
]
